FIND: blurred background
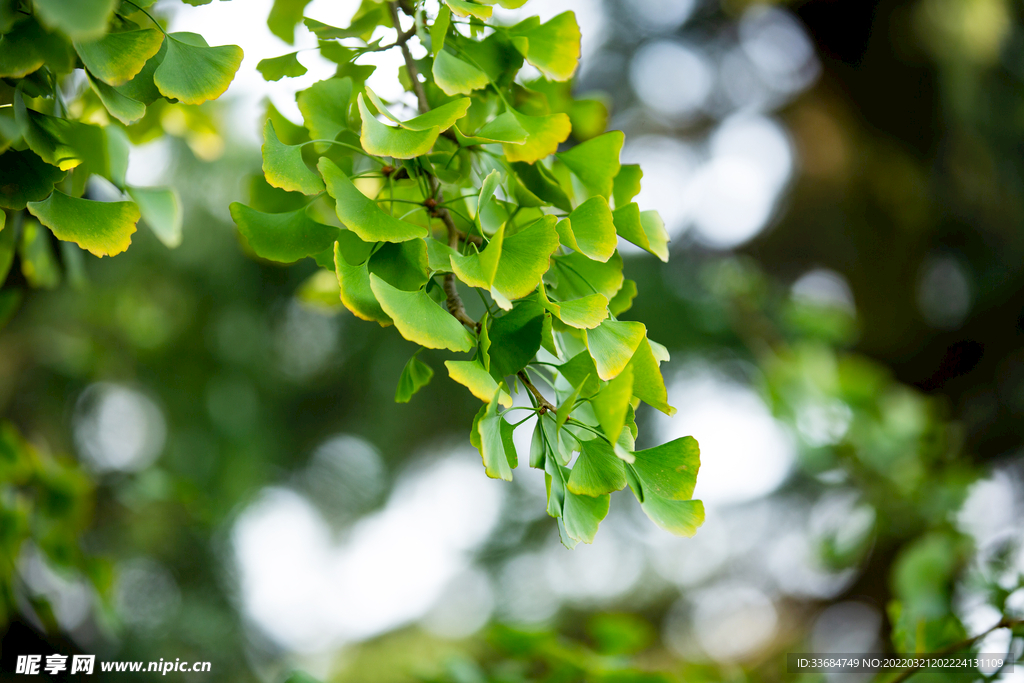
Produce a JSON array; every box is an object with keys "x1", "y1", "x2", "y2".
[{"x1": 2, "y1": 0, "x2": 1024, "y2": 680}]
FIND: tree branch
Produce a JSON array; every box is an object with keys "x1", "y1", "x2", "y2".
[
  {"x1": 519, "y1": 371, "x2": 556, "y2": 414},
  {"x1": 389, "y1": 1, "x2": 478, "y2": 332},
  {"x1": 885, "y1": 617, "x2": 1024, "y2": 683}
]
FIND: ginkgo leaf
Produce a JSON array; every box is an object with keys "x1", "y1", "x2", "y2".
[
  {"x1": 19, "y1": 220, "x2": 60, "y2": 289},
  {"x1": 512, "y1": 161, "x2": 572, "y2": 212},
  {"x1": 473, "y1": 392, "x2": 516, "y2": 481},
  {"x1": 508, "y1": 12, "x2": 580, "y2": 81},
  {"x1": 557, "y1": 131, "x2": 623, "y2": 199},
  {"x1": 230, "y1": 203, "x2": 341, "y2": 263},
  {"x1": 492, "y1": 215, "x2": 560, "y2": 303},
  {"x1": 297, "y1": 78, "x2": 353, "y2": 142},
  {"x1": 455, "y1": 112, "x2": 529, "y2": 145},
  {"x1": 612, "y1": 203, "x2": 669, "y2": 262},
  {"x1": 335, "y1": 244, "x2": 391, "y2": 325},
  {"x1": 154, "y1": 33, "x2": 243, "y2": 106},
  {"x1": 87, "y1": 71, "x2": 146, "y2": 125},
  {"x1": 446, "y1": 360, "x2": 512, "y2": 407},
  {"x1": 319, "y1": 158, "x2": 427, "y2": 243},
  {"x1": 631, "y1": 436, "x2": 699, "y2": 502},
  {"x1": 426, "y1": 239, "x2": 459, "y2": 272},
  {"x1": 487, "y1": 298, "x2": 544, "y2": 378},
  {"x1": 552, "y1": 250, "x2": 624, "y2": 301},
  {"x1": 432, "y1": 50, "x2": 489, "y2": 96},
  {"x1": 557, "y1": 196, "x2": 617, "y2": 262},
  {"x1": 562, "y1": 485, "x2": 609, "y2": 543},
  {"x1": 591, "y1": 364, "x2": 634, "y2": 446},
  {"x1": 262, "y1": 120, "x2": 324, "y2": 195},
  {"x1": 446, "y1": 0, "x2": 492, "y2": 19},
  {"x1": 74, "y1": 29, "x2": 164, "y2": 86},
  {"x1": 537, "y1": 283, "x2": 608, "y2": 330},
  {"x1": 451, "y1": 224, "x2": 503, "y2": 290},
  {"x1": 267, "y1": 0, "x2": 314, "y2": 44},
  {"x1": 0, "y1": 18, "x2": 74, "y2": 79},
  {"x1": 27, "y1": 190, "x2": 139, "y2": 257},
  {"x1": 612, "y1": 164, "x2": 643, "y2": 208},
  {"x1": 0, "y1": 149, "x2": 67, "y2": 211},
  {"x1": 34, "y1": 0, "x2": 116, "y2": 41},
  {"x1": 369, "y1": 274, "x2": 475, "y2": 352},
  {"x1": 257, "y1": 52, "x2": 307, "y2": 81},
  {"x1": 583, "y1": 319, "x2": 647, "y2": 381},
  {"x1": 113, "y1": 39, "x2": 166, "y2": 105},
  {"x1": 609, "y1": 279, "x2": 637, "y2": 316},
  {"x1": 640, "y1": 494, "x2": 704, "y2": 537},
  {"x1": 358, "y1": 93, "x2": 439, "y2": 159},
  {"x1": 568, "y1": 438, "x2": 626, "y2": 496},
  {"x1": 627, "y1": 337, "x2": 675, "y2": 415},
  {"x1": 559, "y1": 351, "x2": 601, "y2": 398},
  {"x1": 302, "y1": 10, "x2": 386, "y2": 41},
  {"x1": 430, "y1": 4, "x2": 450, "y2": 56},
  {"x1": 395, "y1": 353, "x2": 434, "y2": 403},
  {"x1": 127, "y1": 186, "x2": 182, "y2": 248},
  {"x1": 503, "y1": 110, "x2": 572, "y2": 164}
]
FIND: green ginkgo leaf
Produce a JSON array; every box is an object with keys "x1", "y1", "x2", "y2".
[
  {"x1": 568, "y1": 438, "x2": 626, "y2": 497},
  {"x1": 473, "y1": 392, "x2": 516, "y2": 481},
  {"x1": 627, "y1": 337, "x2": 675, "y2": 415},
  {"x1": 0, "y1": 149, "x2": 67, "y2": 210},
  {"x1": 455, "y1": 112, "x2": 529, "y2": 146},
  {"x1": 432, "y1": 50, "x2": 489, "y2": 96},
  {"x1": 539, "y1": 287, "x2": 609, "y2": 329},
  {"x1": 508, "y1": 12, "x2": 580, "y2": 82},
  {"x1": 583, "y1": 319, "x2": 647, "y2": 381},
  {"x1": 512, "y1": 161, "x2": 572, "y2": 212},
  {"x1": 0, "y1": 18, "x2": 74, "y2": 78},
  {"x1": 229, "y1": 203, "x2": 341, "y2": 263},
  {"x1": 27, "y1": 190, "x2": 139, "y2": 257},
  {"x1": 34, "y1": 0, "x2": 116, "y2": 41},
  {"x1": 19, "y1": 220, "x2": 60, "y2": 289},
  {"x1": 591, "y1": 364, "x2": 634, "y2": 446},
  {"x1": 492, "y1": 216, "x2": 560, "y2": 304},
  {"x1": 552, "y1": 250, "x2": 624, "y2": 301},
  {"x1": 430, "y1": 4, "x2": 450, "y2": 56},
  {"x1": 487, "y1": 298, "x2": 544, "y2": 379},
  {"x1": 503, "y1": 110, "x2": 572, "y2": 164},
  {"x1": 74, "y1": 29, "x2": 164, "y2": 86},
  {"x1": 319, "y1": 158, "x2": 428, "y2": 243},
  {"x1": 297, "y1": 78, "x2": 353, "y2": 142},
  {"x1": 127, "y1": 186, "x2": 182, "y2": 248},
  {"x1": 395, "y1": 353, "x2": 434, "y2": 403},
  {"x1": 369, "y1": 274, "x2": 475, "y2": 352},
  {"x1": 557, "y1": 131, "x2": 623, "y2": 199},
  {"x1": 557, "y1": 196, "x2": 617, "y2": 262},
  {"x1": 335, "y1": 244, "x2": 391, "y2": 325},
  {"x1": 154, "y1": 32, "x2": 243, "y2": 106},
  {"x1": 612, "y1": 164, "x2": 643, "y2": 208},
  {"x1": 358, "y1": 93, "x2": 439, "y2": 159},
  {"x1": 262, "y1": 121, "x2": 324, "y2": 195},
  {"x1": 451, "y1": 224, "x2": 503, "y2": 290},
  {"x1": 446, "y1": 360, "x2": 512, "y2": 407},
  {"x1": 86, "y1": 72, "x2": 146, "y2": 125},
  {"x1": 303, "y1": 10, "x2": 386, "y2": 41},
  {"x1": 612, "y1": 203, "x2": 669, "y2": 262},
  {"x1": 113, "y1": 39, "x2": 166, "y2": 105},
  {"x1": 257, "y1": 52, "x2": 307, "y2": 81},
  {"x1": 267, "y1": 0, "x2": 314, "y2": 44},
  {"x1": 558, "y1": 351, "x2": 602, "y2": 398},
  {"x1": 446, "y1": 0, "x2": 492, "y2": 19},
  {"x1": 365, "y1": 87, "x2": 470, "y2": 132},
  {"x1": 562, "y1": 484, "x2": 609, "y2": 544},
  {"x1": 631, "y1": 436, "x2": 699, "y2": 502},
  {"x1": 640, "y1": 494, "x2": 704, "y2": 537},
  {"x1": 609, "y1": 279, "x2": 637, "y2": 316}
]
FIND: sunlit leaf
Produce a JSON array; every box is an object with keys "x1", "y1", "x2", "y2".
[
  {"x1": 455, "y1": 112, "x2": 529, "y2": 146},
  {"x1": 583, "y1": 319, "x2": 646, "y2": 381},
  {"x1": 358, "y1": 93, "x2": 439, "y2": 159},
  {"x1": 430, "y1": 4, "x2": 450, "y2": 56},
  {"x1": 18, "y1": 220, "x2": 60, "y2": 289},
  {"x1": 612, "y1": 164, "x2": 642, "y2": 208},
  {"x1": 334, "y1": 243, "x2": 391, "y2": 325},
  {"x1": 369, "y1": 274, "x2": 475, "y2": 352},
  {"x1": 508, "y1": 12, "x2": 580, "y2": 82},
  {"x1": 558, "y1": 352, "x2": 602, "y2": 398},
  {"x1": 154, "y1": 33, "x2": 243, "y2": 106},
  {"x1": 27, "y1": 191, "x2": 139, "y2": 257},
  {"x1": 503, "y1": 110, "x2": 571, "y2": 164},
  {"x1": 257, "y1": 52, "x2": 307, "y2": 81},
  {"x1": 492, "y1": 215, "x2": 560, "y2": 304},
  {"x1": 552, "y1": 250, "x2": 624, "y2": 301},
  {"x1": 230, "y1": 203, "x2": 340, "y2": 263},
  {"x1": 445, "y1": 0, "x2": 492, "y2": 19},
  {"x1": 627, "y1": 337, "x2": 675, "y2": 415},
  {"x1": 127, "y1": 186, "x2": 182, "y2": 248},
  {"x1": 113, "y1": 39, "x2": 166, "y2": 105},
  {"x1": 262, "y1": 120, "x2": 324, "y2": 195},
  {"x1": 74, "y1": 29, "x2": 164, "y2": 86},
  {"x1": 613, "y1": 203, "x2": 669, "y2": 262},
  {"x1": 303, "y1": 8, "x2": 387, "y2": 41},
  {"x1": 631, "y1": 436, "x2": 699, "y2": 502},
  {"x1": 640, "y1": 494, "x2": 704, "y2": 537},
  {"x1": 432, "y1": 50, "x2": 489, "y2": 96},
  {"x1": 473, "y1": 392, "x2": 516, "y2": 481},
  {"x1": 609, "y1": 278, "x2": 637, "y2": 316},
  {"x1": 297, "y1": 78, "x2": 353, "y2": 142},
  {"x1": 591, "y1": 364, "x2": 633, "y2": 446},
  {"x1": 34, "y1": 0, "x2": 116, "y2": 41},
  {"x1": 267, "y1": 0, "x2": 314, "y2": 44},
  {"x1": 568, "y1": 438, "x2": 626, "y2": 496},
  {"x1": 512, "y1": 161, "x2": 571, "y2": 212},
  {"x1": 319, "y1": 158, "x2": 428, "y2": 243},
  {"x1": 446, "y1": 360, "x2": 513, "y2": 407},
  {"x1": 562, "y1": 484, "x2": 609, "y2": 543},
  {"x1": 557, "y1": 130, "x2": 623, "y2": 199},
  {"x1": 0, "y1": 149, "x2": 66, "y2": 210},
  {"x1": 557, "y1": 196, "x2": 616, "y2": 262},
  {"x1": 395, "y1": 353, "x2": 434, "y2": 403},
  {"x1": 87, "y1": 72, "x2": 146, "y2": 125}
]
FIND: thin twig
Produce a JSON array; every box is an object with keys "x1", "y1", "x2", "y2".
[
  {"x1": 885, "y1": 617, "x2": 1023, "y2": 683},
  {"x1": 518, "y1": 370, "x2": 556, "y2": 414}
]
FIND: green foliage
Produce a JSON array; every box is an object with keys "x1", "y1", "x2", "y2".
[{"x1": 230, "y1": 0, "x2": 701, "y2": 546}]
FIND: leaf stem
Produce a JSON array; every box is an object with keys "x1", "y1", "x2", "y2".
[{"x1": 122, "y1": 0, "x2": 169, "y2": 36}]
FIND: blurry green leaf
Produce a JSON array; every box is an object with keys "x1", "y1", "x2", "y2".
[
  {"x1": 87, "y1": 72, "x2": 146, "y2": 125},
  {"x1": 568, "y1": 438, "x2": 626, "y2": 496},
  {"x1": 492, "y1": 216, "x2": 560, "y2": 303},
  {"x1": 27, "y1": 191, "x2": 139, "y2": 257},
  {"x1": 587, "y1": 613, "x2": 655, "y2": 656},
  {"x1": 297, "y1": 78, "x2": 353, "y2": 141},
  {"x1": 296, "y1": 269, "x2": 343, "y2": 312},
  {"x1": 262, "y1": 121, "x2": 324, "y2": 195},
  {"x1": 369, "y1": 274, "x2": 475, "y2": 352},
  {"x1": 446, "y1": 360, "x2": 512, "y2": 406},
  {"x1": 583, "y1": 319, "x2": 646, "y2": 381},
  {"x1": 230, "y1": 203, "x2": 340, "y2": 263},
  {"x1": 640, "y1": 494, "x2": 703, "y2": 537},
  {"x1": 557, "y1": 131, "x2": 622, "y2": 199},
  {"x1": 154, "y1": 33, "x2": 243, "y2": 106},
  {"x1": 627, "y1": 338, "x2": 674, "y2": 415},
  {"x1": 487, "y1": 298, "x2": 544, "y2": 379},
  {"x1": 267, "y1": 0, "x2": 313, "y2": 44},
  {"x1": 396, "y1": 353, "x2": 434, "y2": 403},
  {"x1": 473, "y1": 392, "x2": 516, "y2": 481},
  {"x1": 17, "y1": 98, "x2": 127, "y2": 180},
  {"x1": 33, "y1": 0, "x2": 116, "y2": 41},
  {"x1": 609, "y1": 279, "x2": 637, "y2": 317},
  {"x1": 508, "y1": 12, "x2": 580, "y2": 81},
  {"x1": 302, "y1": 7, "x2": 388, "y2": 41},
  {"x1": 613, "y1": 204, "x2": 669, "y2": 262},
  {"x1": 126, "y1": 186, "x2": 182, "y2": 249},
  {"x1": 319, "y1": 158, "x2": 428, "y2": 242},
  {"x1": 591, "y1": 365, "x2": 633, "y2": 446},
  {"x1": 0, "y1": 18, "x2": 74, "y2": 78},
  {"x1": 0, "y1": 211, "x2": 12, "y2": 284},
  {"x1": 403, "y1": 98, "x2": 472, "y2": 132},
  {"x1": 358, "y1": 93, "x2": 439, "y2": 159},
  {"x1": 75, "y1": 29, "x2": 164, "y2": 85},
  {"x1": 612, "y1": 164, "x2": 642, "y2": 208},
  {"x1": 503, "y1": 110, "x2": 572, "y2": 164},
  {"x1": 0, "y1": 289, "x2": 19, "y2": 331},
  {"x1": 430, "y1": 4, "x2": 450, "y2": 56},
  {"x1": 19, "y1": 220, "x2": 60, "y2": 289},
  {"x1": 426, "y1": 239, "x2": 459, "y2": 272},
  {"x1": 432, "y1": 50, "x2": 489, "y2": 96},
  {"x1": 445, "y1": 0, "x2": 492, "y2": 19},
  {"x1": 0, "y1": 149, "x2": 66, "y2": 210},
  {"x1": 557, "y1": 196, "x2": 617, "y2": 262},
  {"x1": 631, "y1": 437, "x2": 699, "y2": 501},
  {"x1": 257, "y1": 52, "x2": 307, "y2": 81},
  {"x1": 552, "y1": 250, "x2": 624, "y2": 301}
]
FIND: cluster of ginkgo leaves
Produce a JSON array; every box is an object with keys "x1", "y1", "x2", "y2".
[
  {"x1": 0, "y1": 0, "x2": 242, "y2": 310},
  {"x1": 237, "y1": 0, "x2": 704, "y2": 547}
]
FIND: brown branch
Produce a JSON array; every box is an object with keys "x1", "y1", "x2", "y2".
[
  {"x1": 518, "y1": 371, "x2": 556, "y2": 414},
  {"x1": 885, "y1": 617, "x2": 1024, "y2": 683}
]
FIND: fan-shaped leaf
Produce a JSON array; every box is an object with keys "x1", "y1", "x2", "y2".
[
  {"x1": 613, "y1": 203, "x2": 669, "y2": 262},
  {"x1": 0, "y1": 18, "x2": 74, "y2": 78},
  {"x1": 612, "y1": 164, "x2": 642, "y2": 208},
  {"x1": 583, "y1": 319, "x2": 646, "y2": 381},
  {"x1": 640, "y1": 494, "x2": 704, "y2": 537},
  {"x1": 492, "y1": 215, "x2": 560, "y2": 303},
  {"x1": 334, "y1": 244, "x2": 391, "y2": 325},
  {"x1": 446, "y1": 360, "x2": 512, "y2": 407},
  {"x1": 456, "y1": 112, "x2": 529, "y2": 145},
  {"x1": 627, "y1": 337, "x2": 675, "y2": 415},
  {"x1": 568, "y1": 438, "x2": 626, "y2": 496},
  {"x1": 154, "y1": 33, "x2": 243, "y2": 106},
  {"x1": 473, "y1": 393, "x2": 516, "y2": 481},
  {"x1": 74, "y1": 29, "x2": 164, "y2": 86},
  {"x1": 230, "y1": 203, "x2": 340, "y2": 263},
  {"x1": 432, "y1": 50, "x2": 489, "y2": 96},
  {"x1": 487, "y1": 298, "x2": 544, "y2": 378},
  {"x1": 508, "y1": 12, "x2": 580, "y2": 82},
  {"x1": 267, "y1": 0, "x2": 314, "y2": 44},
  {"x1": 87, "y1": 72, "x2": 146, "y2": 125},
  {"x1": 446, "y1": 0, "x2": 492, "y2": 19},
  {"x1": 0, "y1": 149, "x2": 66, "y2": 210},
  {"x1": 539, "y1": 287, "x2": 609, "y2": 329},
  {"x1": 552, "y1": 250, "x2": 624, "y2": 301},
  {"x1": 557, "y1": 196, "x2": 616, "y2": 262},
  {"x1": 319, "y1": 158, "x2": 428, "y2": 242},
  {"x1": 257, "y1": 52, "x2": 307, "y2": 81},
  {"x1": 34, "y1": 0, "x2": 116, "y2": 41},
  {"x1": 562, "y1": 485, "x2": 609, "y2": 543},
  {"x1": 297, "y1": 78, "x2": 353, "y2": 142},
  {"x1": 395, "y1": 353, "x2": 434, "y2": 403},
  {"x1": 609, "y1": 279, "x2": 637, "y2": 316},
  {"x1": 591, "y1": 364, "x2": 634, "y2": 446},
  {"x1": 430, "y1": 4, "x2": 450, "y2": 56},
  {"x1": 262, "y1": 120, "x2": 324, "y2": 195},
  {"x1": 557, "y1": 130, "x2": 623, "y2": 199},
  {"x1": 127, "y1": 186, "x2": 182, "y2": 248},
  {"x1": 358, "y1": 93, "x2": 438, "y2": 159},
  {"x1": 631, "y1": 436, "x2": 699, "y2": 501},
  {"x1": 27, "y1": 191, "x2": 139, "y2": 257},
  {"x1": 369, "y1": 274, "x2": 475, "y2": 352},
  {"x1": 502, "y1": 110, "x2": 571, "y2": 164}
]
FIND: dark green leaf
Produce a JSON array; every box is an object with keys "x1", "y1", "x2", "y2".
[
  {"x1": 395, "y1": 353, "x2": 434, "y2": 403},
  {"x1": 0, "y1": 149, "x2": 66, "y2": 210},
  {"x1": 488, "y1": 298, "x2": 544, "y2": 378},
  {"x1": 154, "y1": 32, "x2": 243, "y2": 106},
  {"x1": 267, "y1": 0, "x2": 313, "y2": 44},
  {"x1": 257, "y1": 52, "x2": 308, "y2": 81},
  {"x1": 34, "y1": 0, "x2": 116, "y2": 41},
  {"x1": 229, "y1": 203, "x2": 341, "y2": 263}
]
